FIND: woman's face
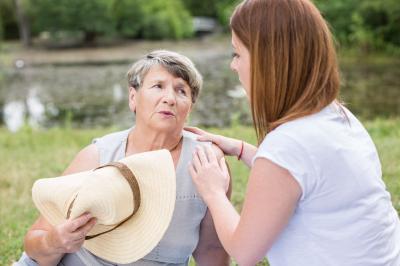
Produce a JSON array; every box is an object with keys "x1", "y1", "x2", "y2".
[
  {"x1": 129, "y1": 65, "x2": 193, "y2": 132},
  {"x1": 230, "y1": 31, "x2": 251, "y2": 97}
]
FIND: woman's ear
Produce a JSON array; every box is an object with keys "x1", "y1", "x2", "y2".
[{"x1": 128, "y1": 86, "x2": 137, "y2": 113}]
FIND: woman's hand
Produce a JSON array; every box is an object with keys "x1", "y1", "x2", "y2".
[
  {"x1": 185, "y1": 127, "x2": 242, "y2": 157},
  {"x1": 46, "y1": 213, "x2": 97, "y2": 254},
  {"x1": 190, "y1": 145, "x2": 230, "y2": 204}
]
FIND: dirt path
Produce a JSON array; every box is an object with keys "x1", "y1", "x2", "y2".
[{"x1": 2, "y1": 35, "x2": 231, "y2": 66}]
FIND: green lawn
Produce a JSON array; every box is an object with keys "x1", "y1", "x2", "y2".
[{"x1": 1, "y1": 120, "x2": 399, "y2": 265}]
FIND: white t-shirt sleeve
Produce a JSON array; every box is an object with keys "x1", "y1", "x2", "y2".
[{"x1": 252, "y1": 132, "x2": 318, "y2": 201}]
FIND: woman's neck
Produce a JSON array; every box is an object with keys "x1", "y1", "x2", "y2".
[{"x1": 126, "y1": 125, "x2": 183, "y2": 154}]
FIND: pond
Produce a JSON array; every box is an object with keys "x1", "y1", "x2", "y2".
[{"x1": 0, "y1": 54, "x2": 399, "y2": 131}]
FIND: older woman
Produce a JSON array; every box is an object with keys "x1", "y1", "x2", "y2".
[{"x1": 20, "y1": 50, "x2": 230, "y2": 266}]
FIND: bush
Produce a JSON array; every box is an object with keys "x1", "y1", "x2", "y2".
[
  {"x1": 0, "y1": 0, "x2": 19, "y2": 40},
  {"x1": 357, "y1": 1, "x2": 400, "y2": 49},
  {"x1": 142, "y1": 0, "x2": 193, "y2": 39},
  {"x1": 31, "y1": 0, "x2": 113, "y2": 43},
  {"x1": 183, "y1": 0, "x2": 239, "y2": 29},
  {"x1": 315, "y1": 0, "x2": 400, "y2": 54},
  {"x1": 111, "y1": 0, "x2": 143, "y2": 38},
  {"x1": 112, "y1": 0, "x2": 193, "y2": 40},
  {"x1": 215, "y1": 0, "x2": 241, "y2": 28},
  {"x1": 183, "y1": 0, "x2": 219, "y2": 17}
]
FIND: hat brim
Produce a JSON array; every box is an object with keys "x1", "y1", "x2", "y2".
[{"x1": 32, "y1": 149, "x2": 176, "y2": 264}]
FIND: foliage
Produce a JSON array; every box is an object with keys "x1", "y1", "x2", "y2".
[
  {"x1": 183, "y1": 0, "x2": 220, "y2": 17},
  {"x1": 314, "y1": 0, "x2": 358, "y2": 46},
  {"x1": 0, "y1": 0, "x2": 399, "y2": 51},
  {"x1": 183, "y1": 0, "x2": 240, "y2": 28},
  {"x1": 315, "y1": 0, "x2": 400, "y2": 54},
  {"x1": 111, "y1": 0, "x2": 144, "y2": 38},
  {"x1": 141, "y1": 0, "x2": 193, "y2": 39},
  {"x1": 0, "y1": 0, "x2": 19, "y2": 39},
  {"x1": 30, "y1": 0, "x2": 113, "y2": 42},
  {"x1": 112, "y1": 0, "x2": 193, "y2": 39},
  {"x1": 353, "y1": 1, "x2": 400, "y2": 51},
  {"x1": 215, "y1": 0, "x2": 241, "y2": 28}
]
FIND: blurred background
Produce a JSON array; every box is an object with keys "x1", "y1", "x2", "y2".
[
  {"x1": 0, "y1": 0, "x2": 399, "y2": 265},
  {"x1": 0, "y1": 0, "x2": 399, "y2": 131}
]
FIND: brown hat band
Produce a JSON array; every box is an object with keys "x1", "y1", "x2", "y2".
[{"x1": 66, "y1": 161, "x2": 141, "y2": 240}]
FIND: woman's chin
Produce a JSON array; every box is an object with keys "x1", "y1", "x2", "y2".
[{"x1": 151, "y1": 121, "x2": 183, "y2": 132}]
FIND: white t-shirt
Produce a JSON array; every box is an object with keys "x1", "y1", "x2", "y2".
[{"x1": 253, "y1": 102, "x2": 400, "y2": 266}]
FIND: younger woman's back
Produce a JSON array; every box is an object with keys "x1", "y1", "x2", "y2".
[{"x1": 253, "y1": 103, "x2": 400, "y2": 266}]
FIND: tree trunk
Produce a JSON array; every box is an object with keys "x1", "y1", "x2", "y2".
[
  {"x1": 84, "y1": 31, "x2": 97, "y2": 45},
  {"x1": 14, "y1": 0, "x2": 31, "y2": 47}
]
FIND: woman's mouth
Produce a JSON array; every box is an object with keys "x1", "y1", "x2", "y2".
[{"x1": 158, "y1": 111, "x2": 175, "y2": 117}]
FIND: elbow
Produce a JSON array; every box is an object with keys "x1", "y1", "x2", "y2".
[{"x1": 23, "y1": 231, "x2": 31, "y2": 254}]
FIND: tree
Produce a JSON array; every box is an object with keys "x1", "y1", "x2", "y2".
[
  {"x1": 112, "y1": 0, "x2": 193, "y2": 40},
  {"x1": 356, "y1": 0, "x2": 400, "y2": 49},
  {"x1": 0, "y1": 15, "x2": 3, "y2": 41},
  {"x1": 0, "y1": 0, "x2": 19, "y2": 40},
  {"x1": 14, "y1": 0, "x2": 31, "y2": 46},
  {"x1": 314, "y1": 0, "x2": 358, "y2": 46},
  {"x1": 183, "y1": 0, "x2": 219, "y2": 17},
  {"x1": 32, "y1": 0, "x2": 113, "y2": 44},
  {"x1": 111, "y1": 0, "x2": 145, "y2": 38},
  {"x1": 315, "y1": 0, "x2": 400, "y2": 53},
  {"x1": 141, "y1": 0, "x2": 193, "y2": 39},
  {"x1": 183, "y1": 0, "x2": 240, "y2": 27}
]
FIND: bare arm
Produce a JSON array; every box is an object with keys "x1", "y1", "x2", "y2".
[
  {"x1": 192, "y1": 144, "x2": 231, "y2": 266},
  {"x1": 190, "y1": 147, "x2": 301, "y2": 266},
  {"x1": 24, "y1": 144, "x2": 99, "y2": 265},
  {"x1": 192, "y1": 210, "x2": 230, "y2": 266},
  {"x1": 184, "y1": 126, "x2": 257, "y2": 167},
  {"x1": 238, "y1": 141, "x2": 257, "y2": 167}
]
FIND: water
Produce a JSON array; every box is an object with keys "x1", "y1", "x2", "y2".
[
  {"x1": 340, "y1": 61, "x2": 400, "y2": 118},
  {"x1": 1, "y1": 56, "x2": 399, "y2": 131}
]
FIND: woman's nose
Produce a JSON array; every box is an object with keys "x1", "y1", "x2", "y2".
[{"x1": 162, "y1": 87, "x2": 176, "y2": 105}]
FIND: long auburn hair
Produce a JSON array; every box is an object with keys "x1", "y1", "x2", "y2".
[{"x1": 230, "y1": 0, "x2": 340, "y2": 143}]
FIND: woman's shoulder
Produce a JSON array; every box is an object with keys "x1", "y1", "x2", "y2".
[
  {"x1": 270, "y1": 103, "x2": 351, "y2": 141},
  {"x1": 183, "y1": 129, "x2": 202, "y2": 141},
  {"x1": 92, "y1": 128, "x2": 131, "y2": 146},
  {"x1": 183, "y1": 129, "x2": 222, "y2": 157}
]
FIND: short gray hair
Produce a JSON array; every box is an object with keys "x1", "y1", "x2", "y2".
[{"x1": 127, "y1": 50, "x2": 203, "y2": 103}]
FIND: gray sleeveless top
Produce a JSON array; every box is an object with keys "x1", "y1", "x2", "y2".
[{"x1": 60, "y1": 129, "x2": 209, "y2": 266}]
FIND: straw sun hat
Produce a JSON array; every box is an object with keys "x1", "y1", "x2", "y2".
[{"x1": 32, "y1": 149, "x2": 176, "y2": 264}]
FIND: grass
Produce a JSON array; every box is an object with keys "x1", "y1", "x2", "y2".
[{"x1": 1, "y1": 120, "x2": 399, "y2": 266}]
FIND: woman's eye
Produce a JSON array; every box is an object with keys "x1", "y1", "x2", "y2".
[
  {"x1": 153, "y1": 84, "x2": 162, "y2": 89},
  {"x1": 178, "y1": 88, "x2": 187, "y2": 96}
]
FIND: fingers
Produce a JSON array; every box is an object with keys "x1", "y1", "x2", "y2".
[
  {"x1": 192, "y1": 151, "x2": 202, "y2": 172},
  {"x1": 185, "y1": 126, "x2": 215, "y2": 142},
  {"x1": 189, "y1": 163, "x2": 197, "y2": 178},
  {"x1": 184, "y1": 126, "x2": 205, "y2": 135},
  {"x1": 67, "y1": 213, "x2": 93, "y2": 232},
  {"x1": 71, "y1": 217, "x2": 97, "y2": 241},
  {"x1": 196, "y1": 146, "x2": 209, "y2": 164},
  {"x1": 192, "y1": 145, "x2": 215, "y2": 175},
  {"x1": 47, "y1": 213, "x2": 96, "y2": 254},
  {"x1": 204, "y1": 145, "x2": 217, "y2": 164},
  {"x1": 79, "y1": 217, "x2": 97, "y2": 235},
  {"x1": 194, "y1": 145, "x2": 219, "y2": 166},
  {"x1": 219, "y1": 157, "x2": 228, "y2": 176}
]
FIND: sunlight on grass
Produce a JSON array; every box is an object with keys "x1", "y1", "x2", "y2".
[{"x1": 1, "y1": 120, "x2": 399, "y2": 265}]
